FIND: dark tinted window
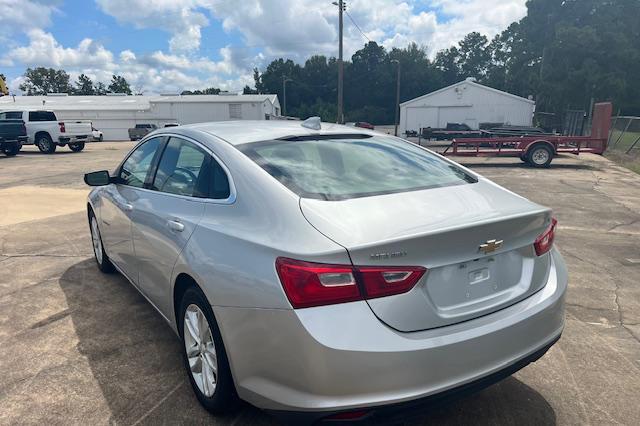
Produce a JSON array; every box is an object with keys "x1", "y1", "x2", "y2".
[
  {"x1": 152, "y1": 137, "x2": 230, "y2": 199},
  {"x1": 119, "y1": 137, "x2": 161, "y2": 187},
  {"x1": 0, "y1": 111, "x2": 22, "y2": 120},
  {"x1": 28, "y1": 111, "x2": 57, "y2": 122},
  {"x1": 152, "y1": 138, "x2": 207, "y2": 197},
  {"x1": 239, "y1": 135, "x2": 476, "y2": 200}
]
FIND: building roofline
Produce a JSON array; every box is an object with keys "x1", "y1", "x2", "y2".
[{"x1": 400, "y1": 80, "x2": 535, "y2": 106}]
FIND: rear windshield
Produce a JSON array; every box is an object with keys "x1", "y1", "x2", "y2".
[{"x1": 238, "y1": 135, "x2": 477, "y2": 200}]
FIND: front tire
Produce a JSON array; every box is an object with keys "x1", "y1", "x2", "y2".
[
  {"x1": 36, "y1": 134, "x2": 56, "y2": 153},
  {"x1": 69, "y1": 142, "x2": 85, "y2": 152},
  {"x1": 89, "y1": 210, "x2": 115, "y2": 273},
  {"x1": 179, "y1": 287, "x2": 238, "y2": 415}
]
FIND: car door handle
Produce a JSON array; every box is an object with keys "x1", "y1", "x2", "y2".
[{"x1": 167, "y1": 219, "x2": 184, "y2": 232}]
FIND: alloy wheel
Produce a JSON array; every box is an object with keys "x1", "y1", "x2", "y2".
[
  {"x1": 90, "y1": 216, "x2": 103, "y2": 264},
  {"x1": 184, "y1": 304, "x2": 218, "y2": 397}
]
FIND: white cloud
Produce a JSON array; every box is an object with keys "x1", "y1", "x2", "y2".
[
  {"x1": 0, "y1": 0, "x2": 59, "y2": 39},
  {"x1": 3, "y1": 0, "x2": 528, "y2": 94},
  {"x1": 7, "y1": 29, "x2": 115, "y2": 68},
  {"x1": 96, "y1": 0, "x2": 211, "y2": 53}
]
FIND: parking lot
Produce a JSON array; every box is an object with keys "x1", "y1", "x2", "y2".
[{"x1": 1, "y1": 142, "x2": 639, "y2": 425}]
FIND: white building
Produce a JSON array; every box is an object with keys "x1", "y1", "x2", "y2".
[
  {"x1": 0, "y1": 94, "x2": 281, "y2": 140},
  {"x1": 399, "y1": 78, "x2": 535, "y2": 134}
]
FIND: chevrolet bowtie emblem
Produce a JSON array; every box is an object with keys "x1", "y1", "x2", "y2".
[{"x1": 479, "y1": 239, "x2": 503, "y2": 254}]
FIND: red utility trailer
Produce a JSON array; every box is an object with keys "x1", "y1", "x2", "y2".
[{"x1": 440, "y1": 102, "x2": 613, "y2": 167}]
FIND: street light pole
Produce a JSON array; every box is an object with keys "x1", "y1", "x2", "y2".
[
  {"x1": 333, "y1": 0, "x2": 345, "y2": 124},
  {"x1": 391, "y1": 59, "x2": 401, "y2": 136},
  {"x1": 282, "y1": 75, "x2": 292, "y2": 117}
]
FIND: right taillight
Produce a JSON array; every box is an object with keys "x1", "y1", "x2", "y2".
[
  {"x1": 275, "y1": 257, "x2": 426, "y2": 309},
  {"x1": 534, "y1": 217, "x2": 557, "y2": 256}
]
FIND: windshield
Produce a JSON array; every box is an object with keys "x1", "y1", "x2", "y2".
[{"x1": 238, "y1": 135, "x2": 477, "y2": 200}]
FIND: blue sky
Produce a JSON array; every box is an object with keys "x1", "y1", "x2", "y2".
[{"x1": 0, "y1": 0, "x2": 527, "y2": 94}]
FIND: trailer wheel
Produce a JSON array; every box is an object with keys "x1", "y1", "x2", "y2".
[{"x1": 527, "y1": 144, "x2": 553, "y2": 168}]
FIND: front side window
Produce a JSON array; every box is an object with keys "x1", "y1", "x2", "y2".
[
  {"x1": 118, "y1": 137, "x2": 162, "y2": 187},
  {"x1": 152, "y1": 138, "x2": 208, "y2": 197},
  {"x1": 238, "y1": 135, "x2": 476, "y2": 201}
]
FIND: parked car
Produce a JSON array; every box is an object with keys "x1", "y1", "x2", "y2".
[
  {"x1": 84, "y1": 119, "x2": 567, "y2": 423},
  {"x1": 92, "y1": 127, "x2": 104, "y2": 142},
  {"x1": 0, "y1": 116, "x2": 27, "y2": 156},
  {"x1": 128, "y1": 123, "x2": 157, "y2": 141},
  {"x1": 0, "y1": 110, "x2": 91, "y2": 153},
  {"x1": 346, "y1": 121, "x2": 375, "y2": 130}
]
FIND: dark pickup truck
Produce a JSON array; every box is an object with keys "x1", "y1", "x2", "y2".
[{"x1": 0, "y1": 119, "x2": 27, "y2": 156}]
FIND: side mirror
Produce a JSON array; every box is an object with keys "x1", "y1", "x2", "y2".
[{"x1": 84, "y1": 170, "x2": 111, "y2": 186}]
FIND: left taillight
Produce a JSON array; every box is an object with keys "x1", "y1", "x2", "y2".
[
  {"x1": 534, "y1": 217, "x2": 557, "y2": 256},
  {"x1": 58, "y1": 122, "x2": 66, "y2": 133},
  {"x1": 275, "y1": 257, "x2": 426, "y2": 309}
]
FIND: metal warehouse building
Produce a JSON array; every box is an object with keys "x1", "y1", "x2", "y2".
[
  {"x1": 399, "y1": 78, "x2": 535, "y2": 134},
  {"x1": 0, "y1": 93, "x2": 281, "y2": 140}
]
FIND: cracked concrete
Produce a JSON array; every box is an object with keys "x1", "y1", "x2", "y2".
[{"x1": 0, "y1": 143, "x2": 639, "y2": 425}]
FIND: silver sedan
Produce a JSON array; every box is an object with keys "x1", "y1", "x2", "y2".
[{"x1": 84, "y1": 118, "x2": 567, "y2": 423}]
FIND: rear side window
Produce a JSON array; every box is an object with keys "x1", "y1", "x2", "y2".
[
  {"x1": 28, "y1": 111, "x2": 56, "y2": 121},
  {"x1": 0, "y1": 111, "x2": 22, "y2": 119},
  {"x1": 238, "y1": 135, "x2": 476, "y2": 200}
]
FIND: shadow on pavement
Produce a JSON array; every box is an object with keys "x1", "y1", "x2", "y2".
[{"x1": 59, "y1": 259, "x2": 556, "y2": 426}]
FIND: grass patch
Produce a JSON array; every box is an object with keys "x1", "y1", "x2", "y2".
[
  {"x1": 608, "y1": 130, "x2": 640, "y2": 152},
  {"x1": 605, "y1": 149, "x2": 640, "y2": 175}
]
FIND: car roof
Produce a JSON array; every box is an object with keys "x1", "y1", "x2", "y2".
[{"x1": 177, "y1": 120, "x2": 379, "y2": 146}]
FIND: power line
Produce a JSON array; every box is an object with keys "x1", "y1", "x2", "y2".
[{"x1": 345, "y1": 10, "x2": 371, "y2": 43}]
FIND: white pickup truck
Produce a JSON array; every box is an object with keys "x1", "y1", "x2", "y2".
[{"x1": 0, "y1": 110, "x2": 92, "y2": 153}]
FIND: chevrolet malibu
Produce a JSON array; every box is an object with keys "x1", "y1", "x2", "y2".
[{"x1": 84, "y1": 118, "x2": 566, "y2": 423}]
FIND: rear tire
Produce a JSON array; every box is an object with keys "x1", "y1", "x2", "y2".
[
  {"x1": 89, "y1": 210, "x2": 115, "y2": 273},
  {"x1": 179, "y1": 287, "x2": 239, "y2": 415},
  {"x1": 3, "y1": 143, "x2": 19, "y2": 156},
  {"x1": 36, "y1": 134, "x2": 56, "y2": 153},
  {"x1": 526, "y1": 144, "x2": 553, "y2": 168},
  {"x1": 69, "y1": 142, "x2": 85, "y2": 152}
]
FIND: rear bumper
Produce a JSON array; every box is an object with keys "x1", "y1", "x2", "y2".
[
  {"x1": 58, "y1": 135, "x2": 88, "y2": 143},
  {"x1": 213, "y1": 248, "x2": 567, "y2": 415}
]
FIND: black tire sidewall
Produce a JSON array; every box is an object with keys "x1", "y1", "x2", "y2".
[
  {"x1": 178, "y1": 287, "x2": 238, "y2": 414},
  {"x1": 88, "y1": 210, "x2": 115, "y2": 273},
  {"x1": 69, "y1": 142, "x2": 85, "y2": 152},
  {"x1": 4, "y1": 144, "x2": 19, "y2": 156},
  {"x1": 37, "y1": 135, "x2": 56, "y2": 153}
]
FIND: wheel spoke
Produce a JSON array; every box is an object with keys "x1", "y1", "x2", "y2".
[{"x1": 184, "y1": 310, "x2": 201, "y2": 346}]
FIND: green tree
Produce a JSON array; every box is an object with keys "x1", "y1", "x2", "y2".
[
  {"x1": 242, "y1": 85, "x2": 258, "y2": 94},
  {"x1": 108, "y1": 74, "x2": 132, "y2": 94},
  {"x1": 181, "y1": 87, "x2": 221, "y2": 95},
  {"x1": 74, "y1": 74, "x2": 95, "y2": 95},
  {"x1": 95, "y1": 82, "x2": 108, "y2": 95},
  {"x1": 19, "y1": 67, "x2": 72, "y2": 95}
]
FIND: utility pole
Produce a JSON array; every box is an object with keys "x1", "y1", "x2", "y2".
[
  {"x1": 391, "y1": 59, "x2": 401, "y2": 136},
  {"x1": 333, "y1": 1, "x2": 345, "y2": 123},
  {"x1": 282, "y1": 75, "x2": 292, "y2": 117}
]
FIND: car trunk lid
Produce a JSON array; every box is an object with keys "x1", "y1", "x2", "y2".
[{"x1": 300, "y1": 179, "x2": 553, "y2": 332}]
